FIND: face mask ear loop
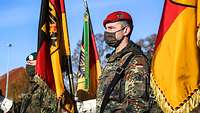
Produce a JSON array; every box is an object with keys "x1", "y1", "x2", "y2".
[{"x1": 113, "y1": 25, "x2": 128, "y2": 34}]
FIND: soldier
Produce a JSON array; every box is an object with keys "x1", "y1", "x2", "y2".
[
  {"x1": 10, "y1": 52, "x2": 58, "y2": 113},
  {"x1": 96, "y1": 11, "x2": 150, "y2": 113}
]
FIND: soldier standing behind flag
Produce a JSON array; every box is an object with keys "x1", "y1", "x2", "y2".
[
  {"x1": 96, "y1": 11, "x2": 151, "y2": 113},
  {"x1": 9, "y1": 52, "x2": 58, "y2": 113}
]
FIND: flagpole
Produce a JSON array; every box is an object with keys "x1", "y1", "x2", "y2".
[
  {"x1": 60, "y1": 1, "x2": 78, "y2": 111},
  {"x1": 83, "y1": 0, "x2": 93, "y2": 31},
  {"x1": 5, "y1": 44, "x2": 12, "y2": 98},
  {"x1": 83, "y1": 0, "x2": 88, "y2": 10}
]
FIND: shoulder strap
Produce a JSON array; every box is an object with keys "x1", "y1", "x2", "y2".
[{"x1": 100, "y1": 53, "x2": 134, "y2": 113}]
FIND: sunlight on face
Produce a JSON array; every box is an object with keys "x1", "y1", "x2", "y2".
[{"x1": 105, "y1": 22, "x2": 123, "y2": 32}]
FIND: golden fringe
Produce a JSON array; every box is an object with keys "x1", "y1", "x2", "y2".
[{"x1": 150, "y1": 74, "x2": 200, "y2": 113}]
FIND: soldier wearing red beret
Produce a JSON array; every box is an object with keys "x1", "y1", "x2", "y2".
[{"x1": 96, "y1": 11, "x2": 151, "y2": 113}]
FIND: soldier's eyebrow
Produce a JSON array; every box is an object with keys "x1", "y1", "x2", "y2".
[{"x1": 106, "y1": 26, "x2": 115, "y2": 30}]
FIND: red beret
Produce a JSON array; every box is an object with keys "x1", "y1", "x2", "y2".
[{"x1": 103, "y1": 11, "x2": 133, "y2": 27}]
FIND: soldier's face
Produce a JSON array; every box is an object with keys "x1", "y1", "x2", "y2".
[
  {"x1": 105, "y1": 22, "x2": 125, "y2": 40},
  {"x1": 26, "y1": 60, "x2": 36, "y2": 77}
]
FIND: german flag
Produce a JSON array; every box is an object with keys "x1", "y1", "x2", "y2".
[
  {"x1": 36, "y1": 0, "x2": 76, "y2": 112},
  {"x1": 151, "y1": 0, "x2": 200, "y2": 112},
  {"x1": 77, "y1": 3, "x2": 101, "y2": 101}
]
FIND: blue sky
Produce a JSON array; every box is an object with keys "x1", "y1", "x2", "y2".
[{"x1": 0, "y1": 0, "x2": 164, "y2": 75}]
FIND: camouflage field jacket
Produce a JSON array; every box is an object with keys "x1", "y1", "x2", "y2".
[{"x1": 96, "y1": 41, "x2": 150, "y2": 113}]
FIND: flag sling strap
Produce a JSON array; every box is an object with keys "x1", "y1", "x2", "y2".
[{"x1": 100, "y1": 53, "x2": 134, "y2": 113}]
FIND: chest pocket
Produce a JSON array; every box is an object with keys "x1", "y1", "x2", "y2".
[
  {"x1": 101, "y1": 63, "x2": 126, "y2": 102},
  {"x1": 102, "y1": 75, "x2": 126, "y2": 102},
  {"x1": 103, "y1": 70, "x2": 126, "y2": 102},
  {"x1": 111, "y1": 79, "x2": 126, "y2": 102},
  {"x1": 101, "y1": 52, "x2": 135, "y2": 103}
]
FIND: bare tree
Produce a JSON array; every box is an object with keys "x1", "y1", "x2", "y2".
[{"x1": 136, "y1": 34, "x2": 157, "y2": 61}]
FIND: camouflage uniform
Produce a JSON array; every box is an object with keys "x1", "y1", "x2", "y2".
[
  {"x1": 96, "y1": 41, "x2": 150, "y2": 113},
  {"x1": 148, "y1": 90, "x2": 163, "y2": 113},
  {"x1": 10, "y1": 75, "x2": 58, "y2": 113}
]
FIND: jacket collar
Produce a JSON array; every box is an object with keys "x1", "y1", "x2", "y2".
[{"x1": 107, "y1": 40, "x2": 142, "y2": 62}]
